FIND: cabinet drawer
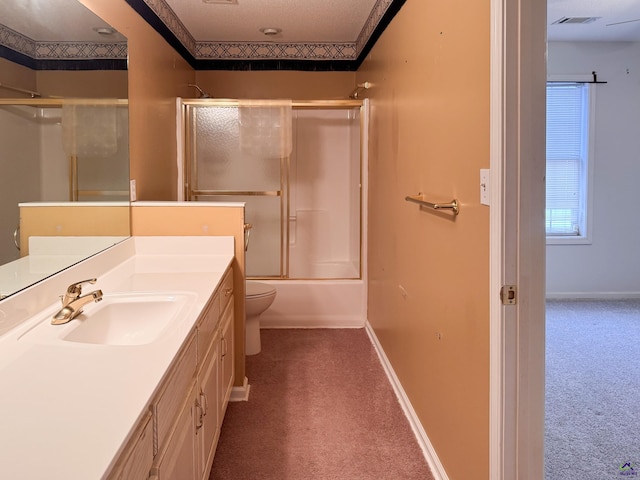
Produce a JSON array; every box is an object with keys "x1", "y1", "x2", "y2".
[
  {"x1": 154, "y1": 335, "x2": 197, "y2": 455},
  {"x1": 219, "y1": 268, "x2": 233, "y2": 311},
  {"x1": 196, "y1": 293, "x2": 219, "y2": 364}
]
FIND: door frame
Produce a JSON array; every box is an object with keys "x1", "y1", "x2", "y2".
[{"x1": 490, "y1": 0, "x2": 547, "y2": 477}]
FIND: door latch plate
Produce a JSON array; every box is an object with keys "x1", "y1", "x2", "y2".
[{"x1": 500, "y1": 285, "x2": 517, "y2": 305}]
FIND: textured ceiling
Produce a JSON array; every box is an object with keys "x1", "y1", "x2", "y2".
[
  {"x1": 548, "y1": 0, "x2": 640, "y2": 41},
  {"x1": 165, "y1": 0, "x2": 378, "y2": 43},
  {"x1": 125, "y1": 0, "x2": 400, "y2": 67},
  {"x1": 0, "y1": 0, "x2": 126, "y2": 43}
]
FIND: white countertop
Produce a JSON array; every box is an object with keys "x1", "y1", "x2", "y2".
[{"x1": 0, "y1": 236, "x2": 234, "y2": 479}]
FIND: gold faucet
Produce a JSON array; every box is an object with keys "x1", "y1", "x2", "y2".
[{"x1": 52, "y1": 278, "x2": 103, "y2": 325}]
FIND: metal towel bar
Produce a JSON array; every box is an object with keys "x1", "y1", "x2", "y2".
[{"x1": 405, "y1": 194, "x2": 459, "y2": 215}]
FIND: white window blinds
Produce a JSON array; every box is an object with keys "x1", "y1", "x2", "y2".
[{"x1": 546, "y1": 82, "x2": 589, "y2": 236}]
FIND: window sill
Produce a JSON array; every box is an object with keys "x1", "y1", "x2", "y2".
[{"x1": 546, "y1": 235, "x2": 592, "y2": 246}]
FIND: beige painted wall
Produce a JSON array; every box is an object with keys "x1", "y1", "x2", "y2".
[
  {"x1": 195, "y1": 71, "x2": 356, "y2": 100},
  {"x1": 131, "y1": 204, "x2": 247, "y2": 387},
  {"x1": 0, "y1": 59, "x2": 127, "y2": 99},
  {"x1": 19, "y1": 205, "x2": 130, "y2": 256},
  {"x1": 357, "y1": 0, "x2": 491, "y2": 478},
  {"x1": 79, "y1": 0, "x2": 196, "y2": 201},
  {"x1": 0, "y1": 59, "x2": 37, "y2": 95},
  {"x1": 36, "y1": 71, "x2": 128, "y2": 98}
]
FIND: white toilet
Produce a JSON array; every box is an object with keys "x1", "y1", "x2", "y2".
[{"x1": 245, "y1": 281, "x2": 277, "y2": 355}]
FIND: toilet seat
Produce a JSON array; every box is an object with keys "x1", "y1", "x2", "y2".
[{"x1": 246, "y1": 281, "x2": 276, "y2": 299}]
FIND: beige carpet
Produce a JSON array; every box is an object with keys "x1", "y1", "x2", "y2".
[
  {"x1": 545, "y1": 300, "x2": 640, "y2": 480},
  {"x1": 210, "y1": 328, "x2": 434, "y2": 480}
]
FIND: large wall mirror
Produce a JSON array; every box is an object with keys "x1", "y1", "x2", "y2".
[{"x1": 0, "y1": 0, "x2": 130, "y2": 300}]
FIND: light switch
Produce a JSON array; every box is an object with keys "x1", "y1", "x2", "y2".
[{"x1": 480, "y1": 169, "x2": 490, "y2": 206}]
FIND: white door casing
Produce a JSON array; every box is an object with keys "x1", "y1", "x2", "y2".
[{"x1": 490, "y1": 0, "x2": 546, "y2": 478}]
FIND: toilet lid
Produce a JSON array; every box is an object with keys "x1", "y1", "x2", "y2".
[{"x1": 246, "y1": 281, "x2": 276, "y2": 298}]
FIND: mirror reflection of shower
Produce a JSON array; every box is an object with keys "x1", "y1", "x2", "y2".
[
  {"x1": 183, "y1": 100, "x2": 362, "y2": 280},
  {"x1": 0, "y1": 101, "x2": 129, "y2": 265}
]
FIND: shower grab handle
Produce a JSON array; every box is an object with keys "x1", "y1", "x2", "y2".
[
  {"x1": 405, "y1": 194, "x2": 459, "y2": 215},
  {"x1": 244, "y1": 223, "x2": 253, "y2": 251}
]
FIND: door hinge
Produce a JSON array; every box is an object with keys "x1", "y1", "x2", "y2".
[{"x1": 500, "y1": 285, "x2": 517, "y2": 305}]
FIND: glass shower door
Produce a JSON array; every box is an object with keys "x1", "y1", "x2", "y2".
[{"x1": 185, "y1": 104, "x2": 289, "y2": 278}]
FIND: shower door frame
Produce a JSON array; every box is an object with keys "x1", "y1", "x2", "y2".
[{"x1": 181, "y1": 99, "x2": 365, "y2": 280}]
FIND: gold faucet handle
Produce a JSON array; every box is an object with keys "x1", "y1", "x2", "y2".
[{"x1": 64, "y1": 278, "x2": 98, "y2": 302}]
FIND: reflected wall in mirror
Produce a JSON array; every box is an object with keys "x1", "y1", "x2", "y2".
[{"x1": 0, "y1": 0, "x2": 130, "y2": 300}]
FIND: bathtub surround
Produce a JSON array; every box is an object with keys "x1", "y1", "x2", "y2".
[
  {"x1": 211, "y1": 328, "x2": 434, "y2": 480},
  {"x1": 176, "y1": 101, "x2": 368, "y2": 328},
  {"x1": 259, "y1": 279, "x2": 367, "y2": 328}
]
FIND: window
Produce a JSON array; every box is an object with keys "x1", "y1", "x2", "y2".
[{"x1": 546, "y1": 82, "x2": 593, "y2": 242}]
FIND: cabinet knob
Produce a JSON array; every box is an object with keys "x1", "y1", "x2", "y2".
[{"x1": 224, "y1": 288, "x2": 233, "y2": 297}]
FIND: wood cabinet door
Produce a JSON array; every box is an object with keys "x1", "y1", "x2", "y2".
[
  {"x1": 197, "y1": 336, "x2": 220, "y2": 480},
  {"x1": 153, "y1": 383, "x2": 198, "y2": 480},
  {"x1": 219, "y1": 297, "x2": 235, "y2": 420}
]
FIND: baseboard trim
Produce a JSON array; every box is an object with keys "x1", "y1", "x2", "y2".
[
  {"x1": 546, "y1": 292, "x2": 640, "y2": 300},
  {"x1": 260, "y1": 316, "x2": 366, "y2": 329},
  {"x1": 230, "y1": 376, "x2": 251, "y2": 402},
  {"x1": 364, "y1": 322, "x2": 449, "y2": 480}
]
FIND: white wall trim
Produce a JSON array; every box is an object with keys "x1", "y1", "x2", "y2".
[
  {"x1": 546, "y1": 292, "x2": 640, "y2": 300},
  {"x1": 230, "y1": 376, "x2": 251, "y2": 402},
  {"x1": 489, "y1": 0, "x2": 509, "y2": 476},
  {"x1": 364, "y1": 322, "x2": 449, "y2": 480},
  {"x1": 490, "y1": 0, "x2": 547, "y2": 476},
  {"x1": 260, "y1": 318, "x2": 366, "y2": 329}
]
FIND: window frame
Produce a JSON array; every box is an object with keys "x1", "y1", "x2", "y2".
[{"x1": 545, "y1": 80, "x2": 596, "y2": 245}]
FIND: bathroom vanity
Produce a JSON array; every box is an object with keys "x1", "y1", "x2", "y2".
[{"x1": 0, "y1": 236, "x2": 236, "y2": 480}]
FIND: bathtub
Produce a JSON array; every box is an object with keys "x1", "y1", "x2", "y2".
[{"x1": 258, "y1": 279, "x2": 367, "y2": 328}]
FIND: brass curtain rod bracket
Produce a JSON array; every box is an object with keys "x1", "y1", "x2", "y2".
[{"x1": 405, "y1": 193, "x2": 460, "y2": 215}]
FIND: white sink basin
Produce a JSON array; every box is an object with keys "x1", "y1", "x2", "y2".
[
  {"x1": 63, "y1": 293, "x2": 193, "y2": 345},
  {"x1": 20, "y1": 292, "x2": 196, "y2": 346}
]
